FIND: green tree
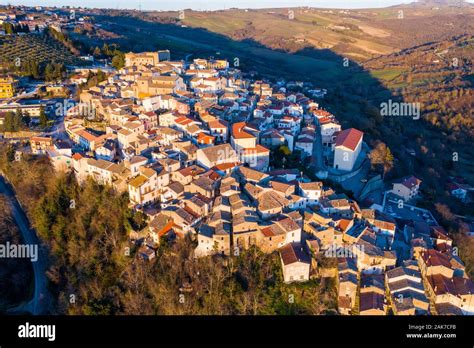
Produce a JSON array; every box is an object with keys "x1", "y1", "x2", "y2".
[
  {"x1": 22, "y1": 111, "x2": 31, "y2": 128},
  {"x1": 30, "y1": 60, "x2": 40, "y2": 79},
  {"x1": 368, "y1": 141, "x2": 394, "y2": 180},
  {"x1": 279, "y1": 145, "x2": 292, "y2": 156},
  {"x1": 93, "y1": 46, "x2": 102, "y2": 57},
  {"x1": 6, "y1": 145, "x2": 15, "y2": 162},
  {"x1": 102, "y1": 43, "x2": 111, "y2": 56},
  {"x1": 44, "y1": 63, "x2": 54, "y2": 81},
  {"x1": 96, "y1": 69, "x2": 107, "y2": 83},
  {"x1": 3, "y1": 112, "x2": 15, "y2": 132},
  {"x1": 53, "y1": 63, "x2": 65, "y2": 80},
  {"x1": 13, "y1": 108, "x2": 23, "y2": 131},
  {"x1": 111, "y1": 52, "x2": 125, "y2": 70},
  {"x1": 130, "y1": 210, "x2": 148, "y2": 230},
  {"x1": 3, "y1": 22, "x2": 14, "y2": 35},
  {"x1": 39, "y1": 105, "x2": 48, "y2": 128}
]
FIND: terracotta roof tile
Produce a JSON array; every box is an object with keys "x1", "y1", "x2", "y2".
[{"x1": 335, "y1": 128, "x2": 363, "y2": 151}]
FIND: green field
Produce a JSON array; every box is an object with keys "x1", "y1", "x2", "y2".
[{"x1": 370, "y1": 68, "x2": 404, "y2": 82}]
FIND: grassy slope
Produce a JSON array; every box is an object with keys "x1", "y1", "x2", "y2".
[{"x1": 173, "y1": 6, "x2": 474, "y2": 61}]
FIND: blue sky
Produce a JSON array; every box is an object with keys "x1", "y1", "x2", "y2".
[{"x1": 4, "y1": 0, "x2": 468, "y2": 11}]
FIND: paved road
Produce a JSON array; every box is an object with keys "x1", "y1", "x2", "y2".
[
  {"x1": 0, "y1": 175, "x2": 49, "y2": 315},
  {"x1": 42, "y1": 115, "x2": 68, "y2": 141},
  {"x1": 338, "y1": 158, "x2": 370, "y2": 197},
  {"x1": 310, "y1": 121, "x2": 325, "y2": 172}
]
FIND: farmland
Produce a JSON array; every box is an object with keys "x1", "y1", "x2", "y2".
[{"x1": 0, "y1": 34, "x2": 85, "y2": 71}]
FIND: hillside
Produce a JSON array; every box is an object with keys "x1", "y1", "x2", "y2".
[
  {"x1": 134, "y1": 4, "x2": 474, "y2": 62},
  {"x1": 362, "y1": 35, "x2": 474, "y2": 183},
  {"x1": 0, "y1": 33, "x2": 86, "y2": 73}
]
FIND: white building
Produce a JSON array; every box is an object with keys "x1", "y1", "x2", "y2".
[
  {"x1": 320, "y1": 119, "x2": 341, "y2": 147},
  {"x1": 299, "y1": 182, "x2": 323, "y2": 206},
  {"x1": 279, "y1": 242, "x2": 311, "y2": 283},
  {"x1": 391, "y1": 176, "x2": 422, "y2": 201},
  {"x1": 333, "y1": 128, "x2": 363, "y2": 172}
]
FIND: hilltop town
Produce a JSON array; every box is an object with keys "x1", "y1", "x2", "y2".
[
  {"x1": 2, "y1": 44, "x2": 473, "y2": 316},
  {"x1": 0, "y1": 5, "x2": 473, "y2": 317}
]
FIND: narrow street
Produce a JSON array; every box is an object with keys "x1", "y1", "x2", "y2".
[{"x1": 310, "y1": 121, "x2": 325, "y2": 171}]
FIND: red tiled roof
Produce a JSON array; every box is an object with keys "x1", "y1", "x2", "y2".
[
  {"x1": 242, "y1": 145, "x2": 270, "y2": 155},
  {"x1": 359, "y1": 292, "x2": 384, "y2": 312},
  {"x1": 178, "y1": 166, "x2": 204, "y2": 177},
  {"x1": 232, "y1": 122, "x2": 254, "y2": 139},
  {"x1": 175, "y1": 116, "x2": 193, "y2": 125},
  {"x1": 77, "y1": 130, "x2": 97, "y2": 142},
  {"x1": 397, "y1": 175, "x2": 422, "y2": 189},
  {"x1": 261, "y1": 226, "x2": 275, "y2": 237},
  {"x1": 338, "y1": 296, "x2": 352, "y2": 309},
  {"x1": 202, "y1": 169, "x2": 221, "y2": 182},
  {"x1": 196, "y1": 132, "x2": 215, "y2": 144},
  {"x1": 421, "y1": 249, "x2": 451, "y2": 269},
  {"x1": 318, "y1": 117, "x2": 333, "y2": 124},
  {"x1": 335, "y1": 128, "x2": 363, "y2": 151},
  {"x1": 72, "y1": 153, "x2": 83, "y2": 160},
  {"x1": 208, "y1": 119, "x2": 228, "y2": 129},
  {"x1": 427, "y1": 274, "x2": 457, "y2": 296},
  {"x1": 31, "y1": 136, "x2": 52, "y2": 142},
  {"x1": 212, "y1": 162, "x2": 240, "y2": 171},
  {"x1": 280, "y1": 242, "x2": 310, "y2": 265},
  {"x1": 337, "y1": 219, "x2": 352, "y2": 232},
  {"x1": 313, "y1": 109, "x2": 332, "y2": 117}
]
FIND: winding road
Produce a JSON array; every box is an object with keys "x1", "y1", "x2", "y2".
[{"x1": 0, "y1": 174, "x2": 49, "y2": 315}]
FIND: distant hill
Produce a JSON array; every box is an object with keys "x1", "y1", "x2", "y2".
[
  {"x1": 127, "y1": 5, "x2": 474, "y2": 62},
  {"x1": 414, "y1": 0, "x2": 469, "y2": 6}
]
